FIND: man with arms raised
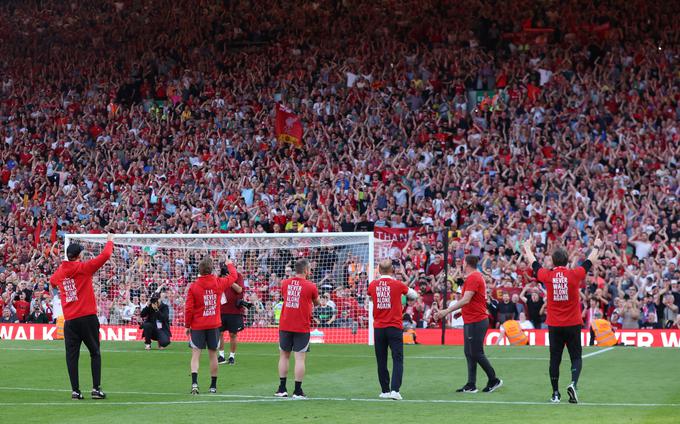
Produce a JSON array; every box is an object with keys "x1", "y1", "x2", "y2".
[
  {"x1": 437, "y1": 255, "x2": 502, "y2": 394},
  {"x1": 523, "y1": 237, "x2": 602, "y2": 403},
  {"x1": 50, "y1": 234, "x2": 114, "y2": 400},
  {"x1": 276, "y1": 259, "x2": 320, "y2": 399},
  {"x1": 368, "y1": 259, "x2": 417, "y2": 400},
  {"x1": 185, "y1": 257, "x2": 239, "y2": 394},
  {"x1": 218, "y1": 268, "x2": 245, "y2": 365}
]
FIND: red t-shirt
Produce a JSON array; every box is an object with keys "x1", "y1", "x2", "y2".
[
  {"x1": 14, "y1": 300, "x2": 30, "y2": 322},
  {"x1": 220, "y1": 273, "x2": 244, "y2": 315},
  {"x1": 368, "y1": 276, "x2": 408, "y2": 329},
  {"x1": 50, "y1": 241, "x2": 113, "y2": 320},
  {"x1": 462, "y1": 272, "x2": 488, "y2": 324},
  {"x1": 185, "y1": 263, "x2": 237, "y2": 330},
  {"x1": 536, "y1": 266, "x2": 585, "y2": 327},
  {"x1": 279, "y1": 276, "x2": 319, "y2": 333}
]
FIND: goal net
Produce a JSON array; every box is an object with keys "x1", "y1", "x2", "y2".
[{"x1": 63, "y1": 233, "x2": 377, "y2": 345}]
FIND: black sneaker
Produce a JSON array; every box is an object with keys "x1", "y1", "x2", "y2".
[
  {"x1": 217, "y1": 356, "x2": 226, "y2": 365},
  {"x1": 227, "y1": 356, "x2": 235, "y2": 365},
  {"x1": 550, "y1": 391, "x2": 561, "y2": 403},
  {"x1": 567, "y1": 383, "x2": 578, "y2": 404},
  {"x1": 482, "y1": 378, "x2": 503, "y2": 393},
  {"x1": 71, "y1": 391, "x2": 84, "y2": 400},
  {"x1": 455, "y1": 383, "x2": 478, "y2": 393},
  {"x1": 191, "y1": 384, "x2": 199, "y2": 395},
  {"x1": 91, "y1": 388, "x2": 106, "y2": 400}
]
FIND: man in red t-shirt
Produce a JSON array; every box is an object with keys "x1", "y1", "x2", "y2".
[
  {"x1": 523, "y1": 238, "x2": 602, "y2": 404},
  {"x1": 185, "y1": 257, "x2": 238, "y2": 394},
  {"x1": 12, "y1": 292, "x2": 30, "y2": 322},
  {"x1": 275, "y1": 259, "x2": 320, "y2": 399},
  {"x1": 50, "y1": 234, "x2": 114, "y2": 400},
  {"x1": 437, "y1": 255, "x2": 503, "y2": 394},
  {"x1": 217, "y1": 270, "x2": 245, "y2": 365},
  {"x1": 367, "y1": 259, "x2": 414, "y2": 400}
]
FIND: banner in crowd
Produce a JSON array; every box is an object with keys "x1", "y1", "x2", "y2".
[
  {"x1": 274, "y1": 104, "x2": 303, "y2": 148},
  {"x1": 373, "y1": 226, "x2": 424, "y2": 250},
  {"x1": 2, "y1": 324, "x2": 679, "y2": 348}
]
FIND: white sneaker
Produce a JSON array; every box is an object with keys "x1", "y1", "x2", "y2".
[
  {"x1": 144, "y1": 344, "x2": 151, "y2": 351},
  {"x1": 550, "y1": 392, "x2": 561, "y2": 403},
  {"x1": 274, "y1": 391, "x2": 288, "y2": 398},
  {"x1": 389, "y1": 391, "x2": 402, "y2": 400},
  {"x1": 379, "y1": 392, "x2": 391, "y2": 399}
]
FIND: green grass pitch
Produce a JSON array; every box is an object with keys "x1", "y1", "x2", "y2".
[{"x1": 0, "y1": 340, "x2": 678, "y2": 423}]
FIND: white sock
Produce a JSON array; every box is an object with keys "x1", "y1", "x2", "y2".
[
  {"x1": 219, "y1": 350, "x2": 225, "y2": 357},
  {"x1": 229, "y1": 352, "x2": 235, "y2": 358}
]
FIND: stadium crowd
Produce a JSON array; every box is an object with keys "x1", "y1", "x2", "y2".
[{"x1": 0, "y1": 0, "x2": 679, "y2": 332}]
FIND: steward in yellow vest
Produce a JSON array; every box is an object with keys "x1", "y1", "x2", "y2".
[
  {"x1": 499, "y1": 319, "x2": 529, "y2": 345},
  {"x1": 591, "y1": 317, "x2": 617, "y2": 347}
]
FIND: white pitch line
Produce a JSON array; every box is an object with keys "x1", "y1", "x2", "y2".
[
  {"x1": 0, "y1": 386, "x2": 266, "y2": 398},
  {"x1": 0, "y1": 392, "x2": 677, "y2": 408},
  {"x1": 582, "y1": 347, "x2": 615, "y2": 358},
  {"x1": 0, "y1": 399, "x2": 286, "y2": 406}
]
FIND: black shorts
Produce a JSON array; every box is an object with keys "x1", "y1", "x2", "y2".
[
  {"x1": 189, "y1": 328, "x2": 220, "y2": 350},
  {"x1": 220, "y1": 314, "x2": 244, "y2": 334},
  {"x1": 548, "y1": 325, "x2": 582, "y2": 359},
  {"x1": 279, "y1": 330, "x2": 310, "y2": 353}
]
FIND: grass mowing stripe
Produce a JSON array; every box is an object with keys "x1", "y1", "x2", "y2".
[{"x1": 0, "y1": 346, "x2": 547, "y2": 360}]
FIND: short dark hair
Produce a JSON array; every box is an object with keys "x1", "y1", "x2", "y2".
[
  {"x1": 552, "y1": 248, "x2": 569, "y2": 267},
  {"x1": 295, "y1": 259, "x2": 309, "y2": 274},
  {"x1": 198, "y1": 257, "x2": 214, "y2": 276},
  {"x1": 66, "y1": 243, "x2": 84, "y2": 261},
  {"x1": 464, "y1": 255, "x2": 479, "y2": 269}
]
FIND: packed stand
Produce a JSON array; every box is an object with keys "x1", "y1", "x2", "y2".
[{"x1": 0, "y1": 0, "x2": 679, "y2": 331}]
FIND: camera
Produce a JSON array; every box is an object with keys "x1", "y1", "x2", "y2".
[{"x1": 236, "y1": 299, "x2": 254, "y2": 309}]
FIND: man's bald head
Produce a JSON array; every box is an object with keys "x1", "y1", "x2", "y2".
[{"x1": 378, "y1": 259, "x2": 393, "y2": 275}]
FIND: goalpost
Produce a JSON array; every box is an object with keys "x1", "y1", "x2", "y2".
[{"x1": 64, "y1": 233, "x2": 380, "y2": 345}]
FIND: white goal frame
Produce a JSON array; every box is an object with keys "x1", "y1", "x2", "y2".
[{"x1": 64, "y1": 232, "x2": 377, "y2": 345}]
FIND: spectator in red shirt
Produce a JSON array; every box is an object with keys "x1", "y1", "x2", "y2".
[
  {"x1": 12, "y1": 292, "x2": 30, "y2": 322},
  {"x1": 276, "y1": 259, "x2": 320, "y2": 399},
  {"x1": 437, "y1": 255, "x2": 502, "y2": 394}
]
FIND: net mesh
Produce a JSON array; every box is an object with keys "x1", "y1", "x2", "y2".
[{"x1": 66, "y1": 233, "x2": 377, "y2": 344}]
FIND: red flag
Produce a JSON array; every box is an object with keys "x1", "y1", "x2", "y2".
[
  {"x1": 34, "y1": 220, "x2": 42, "y2": 247},
  {"x1": 275, "y1": 104, "x2": 303, "y2": 148},
  {"x1": 50, "y1": 219, "x2": 58, "y2": 243}
]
